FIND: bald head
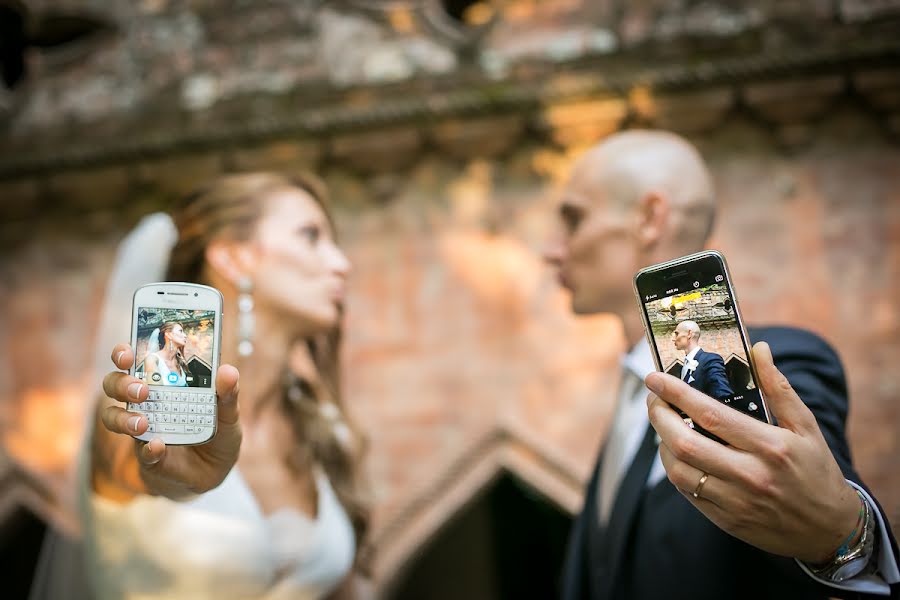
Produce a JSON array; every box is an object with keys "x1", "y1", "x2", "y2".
[
  {"x1": 673, "y1": 319, "x2": 702, "y2": 353},
  {"x1": 679, "y1": 320, "x2": 701, "y2": 341},
  {"x1": 569, "y1": 130, "x2": 716, "y2": 252}
]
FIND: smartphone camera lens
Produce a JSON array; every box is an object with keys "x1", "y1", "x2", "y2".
[{"x1": 194, "y1": 292, "x2": 198, "y2": 297}]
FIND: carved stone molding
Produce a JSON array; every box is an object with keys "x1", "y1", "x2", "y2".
[
  {"x1": 539, "y1": 97, "x2": 629, "y2": 148},
  {"x1": 3, "y1": 35, "x2": 900, "y2": 179},
  {"x1": 743, "y1": 75, "x2": 845, "y2": 125},
  {"x1": 329, "y1": 126, "x2": 424, "y2": 174},
  {"x1": 430, "y1": 115, "x2": 526, "y2": 159},
  {"x1": 743, "y1": 75, "x2": 846, "y2": 147},
  {"x1": 852, "y1": 67, "x2": 900, "y2": 137},
  {"x1": 632, "y1": 87, "x2": 736, "y2": 133}
]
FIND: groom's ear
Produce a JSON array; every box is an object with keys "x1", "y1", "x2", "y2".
[
  {"x1": 635, "y1": 191, "x2": 670, "y2": 248},
  {"x1": 205, "y1": 240, "x2": 256, "y2": 285}
]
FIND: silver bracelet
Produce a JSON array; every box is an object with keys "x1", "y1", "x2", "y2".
[{"x1": 808, "y1": 491, "x2": 876, "y2": 582}]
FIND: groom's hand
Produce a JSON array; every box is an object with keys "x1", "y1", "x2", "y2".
[
  {"x1": 645, "y1": 342, "x2": 861, "y2": 563},
  {"x1": 101, "y1": 343, "x2": 242, "y2": 499}
]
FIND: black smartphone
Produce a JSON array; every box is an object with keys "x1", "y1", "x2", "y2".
[{"x1": 633, "y1": 250, "x2": 771, "y2": 440}]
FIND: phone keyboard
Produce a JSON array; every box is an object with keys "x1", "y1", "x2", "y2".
[{"x1": 128, "y1": 390, "x2": 216, "y2": 436}]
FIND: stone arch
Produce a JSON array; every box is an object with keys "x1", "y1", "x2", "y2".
[
  {"x1": 370, "y1": 424, "x2": 583, "y2": 597},
  {"x1": 724, "y1": 353, "x2": 754, "y2": 391},
  {"x1": 664, "y1": 359, "x2": 684, "y2": 377}
]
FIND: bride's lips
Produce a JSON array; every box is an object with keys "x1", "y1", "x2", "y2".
[{"x1": 330, "y1": 283, "x2": 347, "y2": 302}]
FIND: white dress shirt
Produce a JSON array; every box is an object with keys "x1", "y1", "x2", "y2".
[
  {"x1": 597, "y1": 338, "x2": 665, "y2": 526},
  {"x1": 598, "y1": 339, "x2": 898, "y2": 595},
  {"x1": 680, "y1": 346, "x2": 701, "y2": 381}
]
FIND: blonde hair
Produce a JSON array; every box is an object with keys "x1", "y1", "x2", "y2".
[
  {"x1": 157, "y1": 321, "x2": 190, "y2": 376},
  {"x1": 165, "y1": 172, "x2": 370, "y2": 544}
]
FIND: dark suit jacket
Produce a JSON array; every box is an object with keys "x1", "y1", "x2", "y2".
[
  {"x1": 561, "y1": 326, "x2": 900, "y2": 600},
  {"x1": 685, "y1": 348, "x2": 734, "y2": 400}
]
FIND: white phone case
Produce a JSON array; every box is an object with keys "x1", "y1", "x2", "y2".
[{"x1": 129, "y1": 282, "x2": 223, "y2": 445}]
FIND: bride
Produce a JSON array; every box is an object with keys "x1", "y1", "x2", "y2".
[
  {"x1": 34, "y1": 172, "x2": 372, "y2": 600},
  {"x1": 143, "y1": 322, "x2": 190, "y2": 387}
]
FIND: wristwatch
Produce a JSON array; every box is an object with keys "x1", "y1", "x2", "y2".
[{"x1": 808, "y1": 492, "x2": 877, "y2": 582}]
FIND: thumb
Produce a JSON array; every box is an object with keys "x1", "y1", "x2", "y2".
[
  {"x1": 215, "y1": 364, "x2": 241, "y2": 426},
  {"x1": 751, "y1": 341, "x2": 816, "y2": 434}
]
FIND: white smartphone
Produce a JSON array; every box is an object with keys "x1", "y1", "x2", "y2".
[
  {"x1": 128, "y1": 282, "x2": 223, "y2": 445},
  {"x1": 633, "y1": 250, "x2": 771, "y2": 441}
]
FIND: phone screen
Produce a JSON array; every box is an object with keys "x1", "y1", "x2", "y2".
[
  {"x1": 134, "y1": 306, "x2": 217, "y2": 388},
  {"x1": 636, "y1": 253, "x2": 768, "y2": 428}
]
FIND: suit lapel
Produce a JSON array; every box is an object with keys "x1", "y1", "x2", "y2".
[
  {"x1": 694, "y1": 349, "x2": 706, "y2": 381},
  {"x1": 584, "y1": 444, "x2": 608, "y2": 598},
  {"x1": 563, "y1": 444, "x2": 605, "y2": 600}
]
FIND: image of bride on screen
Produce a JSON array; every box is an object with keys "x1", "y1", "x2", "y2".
[{"x1": 143, "y1": 321, "x2": 190, "y2": 387}]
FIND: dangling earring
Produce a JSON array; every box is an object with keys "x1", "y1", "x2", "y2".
[
  {"x1": 319, "y1": 401, "x2": 353, "y2": 450},
  {"x1": 238, "y1": 276, "x2": 254, "y2": 357}
]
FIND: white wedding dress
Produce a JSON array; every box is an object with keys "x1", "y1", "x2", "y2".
[
  {"x1": 148, "y1": 351, "x2": 188, "y2": 387},
  {"x1": 82, "y1": 457, "x2": 356, "y2": 600}
]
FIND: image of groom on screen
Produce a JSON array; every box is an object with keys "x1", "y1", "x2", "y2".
[{"x1": 673, "y1": 320, "x2": 733, "y2": 400}]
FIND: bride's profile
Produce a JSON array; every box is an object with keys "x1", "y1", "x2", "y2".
[
  {"x1": 30, "y1": 171, "x2": 371, "y2": 600},
  {"x1": 142, "y1": 322, "x2": 190, "y2": 387}
]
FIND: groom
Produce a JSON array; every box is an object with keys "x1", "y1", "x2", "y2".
[
  {"x1": 672, "y1": 320, "x2": 733, "y2": 400},
  {"x1": 547, "y1": 129, "x2": 900, "y2": 599}
]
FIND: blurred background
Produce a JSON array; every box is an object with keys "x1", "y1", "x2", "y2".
[{"x1": 1, "y1": 1, "x2": 899, "y2": 598}]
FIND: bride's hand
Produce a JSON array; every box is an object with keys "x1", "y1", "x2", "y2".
[{"x1": 100, "y1": 344, "x2": 242, "y2": 499}]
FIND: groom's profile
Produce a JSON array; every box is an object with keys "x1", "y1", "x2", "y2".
[{"x1": 672, "y1": 320, "x2": 733, "y2": 400}]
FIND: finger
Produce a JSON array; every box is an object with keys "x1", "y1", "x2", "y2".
[
  {"x1": 751, "y1": 342, "x2": 816, "y2": 434},
  {"x1": 215, "y1": 364, "x2": 240, "y2": 426},
  {"x1": 110, "y1": 344, "x2": 134, "y2": 371},
  {"x1": 675, "y1": 482, "x2": 733, "y2": 530},
  {"x1": 137, "y1": 437, "x2": 166, "y2": 467},
  {"x1": 102, "y1": 372, "x2": 149, "y2": 404},
  {"x1": 659, "y1": 442, "x2": 730, "y2": 509},
  {"x1": 645, "y1": 372, "x2": 769, "y2": 452},
  {"x1": 100, "y1": 405, "x2": 148, "y2": 436},
  {"x1": 648, "y1": 392, "x2": 751, "y2": 479}
]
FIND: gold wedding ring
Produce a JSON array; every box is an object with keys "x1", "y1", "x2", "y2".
[{"x1": 692, "y1": 473, "x2": 709, "y2": 499}]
